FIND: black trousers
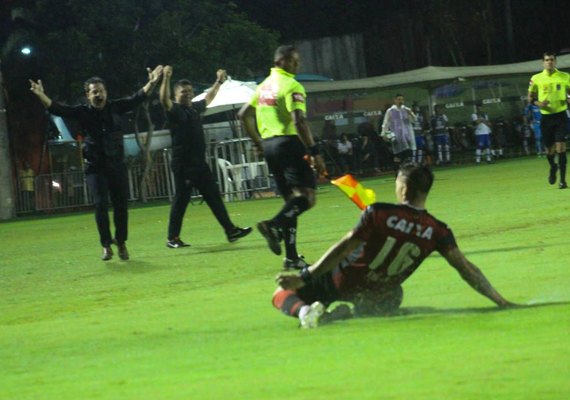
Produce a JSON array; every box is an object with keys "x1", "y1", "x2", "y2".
[
  {"x1": 85, "y1": 161, "x2": 129, "y2": 247},
  {"x1": 168, "y1": 163, "x2": 233, "y2": 240}
]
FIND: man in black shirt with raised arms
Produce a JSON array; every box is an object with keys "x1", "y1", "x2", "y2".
[
  {"x1": 30, "y1": 66, "x2": 164, "y2": 261},
  {"x1": 159, "y1": 65, "x2": 251, "y2": 248}
]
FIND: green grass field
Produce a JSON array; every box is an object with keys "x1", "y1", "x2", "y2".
[{"x1": 1, "y1": 157, "x2": 569, "y2": 399}]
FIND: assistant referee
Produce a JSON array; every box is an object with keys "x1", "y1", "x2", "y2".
[
  {"x1": 239, "y1": 45, "x2": 326, "y2": 270},
  {"x1": 528, "y1": 52, "x2": 570, "y2": 189}
]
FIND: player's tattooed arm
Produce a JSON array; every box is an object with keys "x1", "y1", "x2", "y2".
[{"x1": 444, "y1": 247, "x2": 515, "y2": 307}]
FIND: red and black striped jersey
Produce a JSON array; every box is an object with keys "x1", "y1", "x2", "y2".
[{"x1": 335, "y1": 202, "x2": 457, "y2": 294}]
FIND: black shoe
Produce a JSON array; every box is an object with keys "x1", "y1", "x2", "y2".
[
  {"x1": 112, "y1": 239, "x2": 129, "y2": 260},
  {"x1": 166, "y1": 237, "x2": 191, "y2": 248},
  {"x1": 117, "y1": 243, "x2": 129, "y2": 260},
  {"x1": 256, "y1": 220, "x2": 282, "y2": 255},
  {"x1": 560, "y1": 182, "x2": 568, "y2": 189},
  {"x1": 226, "y1": 226, "x2": 253, "y2": 243},
  {"x1": 101, "y1": 246, "x2": 113, "y2": 261},
  {"x1": 283, "y1": 255, "x2": 309, "y2": 270},
  {"x1": 549, "y1": 165, "x2": 558, "y2": 185}
]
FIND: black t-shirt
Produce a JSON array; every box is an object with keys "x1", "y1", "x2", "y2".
[
  {"x1": 167, "y1": 100, "x2": 207, "y2": 166},
  {"x1": 48, "y1": 89, "x2": 147, "y2": 168}
]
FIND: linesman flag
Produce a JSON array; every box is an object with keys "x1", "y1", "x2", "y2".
[{"x1": 331, "y1": 174, "x2": 377, "y2": 210}]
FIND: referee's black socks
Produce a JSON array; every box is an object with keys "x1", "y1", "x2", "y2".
[
  {"x1": 272, "y1": 196, "x2": 310, "y2": 226},
  {"x1": 559, "y1": 152, "x2": 567, "y2": 183}
]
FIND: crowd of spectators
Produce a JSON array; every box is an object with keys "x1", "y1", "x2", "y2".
[{"x1": 317, "y1": 103, "x2": 570, "y2": 177}]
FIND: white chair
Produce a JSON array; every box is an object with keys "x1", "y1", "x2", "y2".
[{"x1": 216, "y1": 158, "x2": 245, "y2": 201}]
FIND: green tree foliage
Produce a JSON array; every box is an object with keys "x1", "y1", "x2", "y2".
[{"x1": 33, "y1": 0, "x2": 279, "y2": 100}]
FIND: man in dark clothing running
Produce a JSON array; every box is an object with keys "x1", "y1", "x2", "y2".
[{"x1": 159, "y1": 65, "x2": 251, "y2": 248}]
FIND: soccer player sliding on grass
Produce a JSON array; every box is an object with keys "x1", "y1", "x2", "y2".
[{"x1": 274, "y1": 162, "x2": 516, "y2": 328}]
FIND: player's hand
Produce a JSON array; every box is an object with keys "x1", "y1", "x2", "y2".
[
  {"x1": 29, "y1": 79, "x2": 45, "y2": 96},
  {"x1": 541, "y1": 100, "x2": 550, "y2": 107},
  {"x1": 216, "y1": 69, "x2": 227, "y2": 83},
  {"x1": 276, "y1": 273, "x2": 305, "y2": 290},
  {"x1": 147, "y1": 65, "x2": 164, "y2": 84},
  {"x1": 163, "y1": 65, "x2": 173, "y2": 78}
]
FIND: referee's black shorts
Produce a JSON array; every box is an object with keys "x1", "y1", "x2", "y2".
[
  {"x1": 541, "y1": 111, "x2": 568, "y2": 148},
  {"x1": 262, "y1": 135, "x2": 316, "y2": 197}
]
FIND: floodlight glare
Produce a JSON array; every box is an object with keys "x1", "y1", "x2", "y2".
[{"x1": 20, "y1": 46, "x2": 32, "y2": 55}]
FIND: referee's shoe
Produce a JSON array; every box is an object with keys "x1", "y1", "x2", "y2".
[{"x1": 257, "y1": 220, "x2": 283, "y2": 255}]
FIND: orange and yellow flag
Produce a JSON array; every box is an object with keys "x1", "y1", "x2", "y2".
[{"x1": 331, "y1": 174, "x2": 377, "y2": 210}]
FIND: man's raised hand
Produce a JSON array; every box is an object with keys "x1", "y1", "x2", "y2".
[
  {"x1": 147, "y1": 65, "x2": 164, "y2": 84},
  {"x1": 29, "y1": 79, "x2": 45, "y2": 96},
  {"x1": 216, "y1": 69, "x2": 227, "y2": 83},
  {"x1": 163, "y1": 65, "x2": 173, "y2": 79}
]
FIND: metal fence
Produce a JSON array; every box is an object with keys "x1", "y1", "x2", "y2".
[{"x1": 14, "y1": 139, "x2": 275, "y2": 215}]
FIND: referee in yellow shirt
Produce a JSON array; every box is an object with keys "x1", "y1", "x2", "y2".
[
  {"x1": 239, "y1": 45, "x2": 326, "y2": 270},
  {"x1": 528, "y1": 52, "x2": 570, "y2": 189}
]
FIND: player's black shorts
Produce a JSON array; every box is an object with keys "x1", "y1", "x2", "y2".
[
  {"x1": 541, "y1": 111, "x2": 568, "y2": 148},
  {"x1": 297, "y1": 271, "x2": 340, "y2": 307},
  {"x1": 262, "y1": 136, "x2": 316, "y2": 197}
]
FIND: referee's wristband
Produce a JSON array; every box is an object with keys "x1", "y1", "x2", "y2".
[
  {"x1": 299, "y1": 267, "x2": 313, "y2": 285},
  {"x1": 307, "y1": 145, "x2": 320, "y2": 156}
]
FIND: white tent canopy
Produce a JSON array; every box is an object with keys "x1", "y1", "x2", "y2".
[
  {"x1": 192, "y1": 79, "x2": 257, "y2": 116},
  {"x1": 303, "y1": 55, "x2": 570, "y2": 93}
]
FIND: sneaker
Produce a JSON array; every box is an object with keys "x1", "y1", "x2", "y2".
[
  {"x1": 226, "y1": 226, "x2": 253, "y2": 243},
  {"x1": 283, "y1": 255, "x2": 309, "y2": 270},
  {"x1": 256, "y1": 220, "x2": 282, "y2": 255},
  {"x1": 299, "y1": 301, "x2": 355, "y2": 329},
  {"x1": 320, "y1": 302, "x2": 355, "y2": 325},
  {"x1": 101, "y1": 246, "x2": 113, "y2": 261},
  {"x1": 560, "y1": 182, "x2": 568, "y2": 189},
  {"x1": 549, "y1": 165, "x2": 558, "y2": 185},
  {"x1": 299, "y1": 302, "x2": 325, "y2": 329},
  {"x1": 166, "y1": 237, "x2": 191, "y2": 248}
]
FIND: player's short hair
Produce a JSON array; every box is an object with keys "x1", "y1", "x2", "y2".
[
  {"x1": 398, "y1": 162, "x2": 434, "y2": 200},
  {"x1": 174, "y1": 79, "x2": 192, "y2": 91},
  {"x1": 274, "y1": 45, "x2": 298, "y2": 64},
  {"x1": 542, "y1": 51, "x2": 556, "y2": 60},
  {"x1": 84, "y1": 77, "x2": 106, "y2": 92},
  {"x1": 394, "y1": 93, "x2": 404, "y2": 98}
]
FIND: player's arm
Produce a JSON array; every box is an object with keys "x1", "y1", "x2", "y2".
[
  {"x1": 276, "y1": 230, "x2": 364, "y2": 290},
  {"x1": 29, "y1": 79, "x2": 52, "y2": 108},
  {"x1": 204, "y1": 69, "x2": 227, "y2": 105},
  {"x1": 443, "y1": 247, "x2": 514, "y2": 307},
  {"x1": 292, "y1": 109, "x2": 326, "y2": 175},
  {"x1": 142, "y1": 65, "x2": 163, "y2": 95},
  {"x1": 30, "y1": 79, "x2": 85, "y2": 119},
  {"x1": 160, "y1": 65, "x2": 174, "y2": 111},
  {"x1": 238, "y1": 104, "x2": 263, "y2": 155}
]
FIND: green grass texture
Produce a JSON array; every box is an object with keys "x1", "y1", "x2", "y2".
[{"x1": 1, "y1": 157, "x2": 569, "y2": 399}]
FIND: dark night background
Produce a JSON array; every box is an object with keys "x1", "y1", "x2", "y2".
[
  {"x1": 232, "y1": 0, "x2": 570, "y2": 74},
  {"x1": 1, "y1": 0, "x2": 569, "y2": 177}
]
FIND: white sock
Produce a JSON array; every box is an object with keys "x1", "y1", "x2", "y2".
[{"x1": 298, "y1": 305, "x2": 311, "y2": 321}]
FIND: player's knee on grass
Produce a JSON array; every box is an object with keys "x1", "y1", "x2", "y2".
[
  {"x1": 272, "y1": 288, "x2": 305, "y2": 317},
  {"x1": 353, "y1": 285, "x2": 404, "y2": 316}
]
